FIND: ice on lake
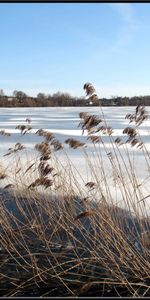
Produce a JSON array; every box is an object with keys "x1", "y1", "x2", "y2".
[{"x1": 0, "y1": 106, "x2": 149, "y2": 214}]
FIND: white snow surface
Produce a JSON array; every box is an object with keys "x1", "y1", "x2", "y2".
[{"x1": 0, "y1": 106, "x2": 149, "y2": 214}]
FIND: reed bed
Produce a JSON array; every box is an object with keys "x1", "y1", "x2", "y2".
[{"x1": 0, "y1": 84, "x2": 150, "y2": 297}]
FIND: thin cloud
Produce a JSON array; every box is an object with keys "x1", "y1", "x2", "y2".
[
  {"x1": 110, "y1": 3, "x2": 138, "y2": 52},
  {"x1": 89, "y1": 3, "x2": 138, "y2": 63},
  {"x1": 111, "y1": 3, "x2": 134, "y2": 23}
]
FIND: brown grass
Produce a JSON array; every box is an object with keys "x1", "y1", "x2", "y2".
[{"x1": 0, "y1": 84, "x2": 150, "y2": 297}]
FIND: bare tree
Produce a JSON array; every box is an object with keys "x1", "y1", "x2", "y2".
[
  {"x1": 37, "y1": 93, "x2": 46, "y2": 100},
  {"x1": 0, "y1": 89, "x2": 4, "y2": 96},
  {"x1": 13, "y1": 90, "x2": 27, "y2": 100}
]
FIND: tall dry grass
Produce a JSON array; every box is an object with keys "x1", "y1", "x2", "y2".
[{"x1": 0, "y1": 83, "x2": 150, "y2": 297}]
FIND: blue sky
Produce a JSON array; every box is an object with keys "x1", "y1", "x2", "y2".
[{"x1": 1, "y1": 3, "x2": 150, "y2": 98}]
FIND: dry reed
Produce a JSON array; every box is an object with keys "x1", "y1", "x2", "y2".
[{"x1": 0, "y1": 83, "x2": 150, "y2": 297}]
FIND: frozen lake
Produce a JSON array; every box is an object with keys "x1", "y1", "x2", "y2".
[{"x1": 0, "y1": 106, "x2": 149, "y2": 213}]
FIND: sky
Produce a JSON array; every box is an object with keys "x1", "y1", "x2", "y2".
[{"x1": 1, "y1": 3, "x2": 150, "y2": 98}]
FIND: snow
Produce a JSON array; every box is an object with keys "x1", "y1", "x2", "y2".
[{"x1": 0, "y1": 106, "x2": 149, "y2": 214}]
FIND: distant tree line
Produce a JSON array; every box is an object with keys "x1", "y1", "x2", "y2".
[{"x1": 0, "y1": 89, "x2": 150, "y2": 107}]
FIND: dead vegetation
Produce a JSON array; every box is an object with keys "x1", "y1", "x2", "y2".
[{"x1": 0, "y1": 85, "x2": 150, "y2": 297}]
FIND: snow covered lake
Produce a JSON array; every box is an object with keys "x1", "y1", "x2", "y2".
[{"x1": 0, "y1": 106, "x2": 149, "y2": 213}]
